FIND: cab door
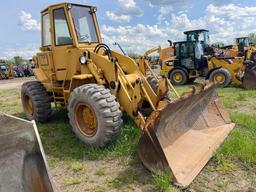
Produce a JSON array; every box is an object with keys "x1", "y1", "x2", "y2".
[
  {"x1": 51, "y1": 7, "x2": 75, "y2": 81},
  {"x1": 37, "y1": 13, "x2": 54, "y2": 82}
]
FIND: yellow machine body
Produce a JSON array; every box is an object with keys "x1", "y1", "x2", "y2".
[
  {"x1": 208, "y1": 56, "x2": 244, "y2": 84},
  {"x1": 0, "y1": 64, "x2": 13, "y2": 80}
]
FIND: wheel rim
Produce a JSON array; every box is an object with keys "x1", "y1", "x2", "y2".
[
  {"x1": 75, "y1": 103, "x2": 97, "y2": 137},
  {"x1": 173, "y1": 72, "x2": 183, "y2": 83},
  {"x1": 214, "y1": 73, "x2": 225, "y2": 84},
  {"x1": 24, "y1": 95, "x2": 33, "y2": 116}
]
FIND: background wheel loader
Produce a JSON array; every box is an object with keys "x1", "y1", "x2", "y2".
[
  {"x1": 159, "y1": 28, "x2": 256, "y2": 88},
  {"x1": 0, "y1": 63, "x2": 14, "y2": 80},
  {"x1": 21, "y1": 3, "x2": 235, "y2": 187}
]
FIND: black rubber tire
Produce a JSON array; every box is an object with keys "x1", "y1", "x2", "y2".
[
  {"x1": 21, "y1": 81, "x2": 52, "y2": 122},
  {"x1": 146, "y1": 73, "x2": 158, "y2": 93},
  {"x1": 146, "y1": 73, "x2": 172, "y2": 100},
  {"x1": 209, "y1": 68, "x2": 232, "y2": 88},
  {"x1": 250, "y1": 52, "x2": 256, "y2": 62},
  {"x1": 68, "y1": 84, "x2": 123, "y2": 147},
  {"x1": 169, "y1": 68, "x2": 188, "y2": 85}
]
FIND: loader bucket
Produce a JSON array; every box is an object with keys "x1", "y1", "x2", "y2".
[
  {"x1": 138, "y1": 84, "x2": 235, "y2": 187},
  {"x1": 0, "y1": 113, "x2": 54, "y2": 192},
  {"x1": 242, "y1": 62, "x2": 256, "y2": 89}
]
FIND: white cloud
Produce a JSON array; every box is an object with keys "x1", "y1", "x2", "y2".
[
  {"x1": 102, "y1": 24, "x2": 167, "y2": 54},
  {"x1": 207, "y1": 4, "x2": 256, "y2": 19},
  {"x1": 157, "y1": 6, "x2": 173, "y2": 22},
  {"x1": 1, "y1": 46, "x2": 38, "y2": 59},
  {"x1": 145, "y1": 0, "x2": 178, "y2": 5},
  {"x1": 102, "y1": 3, "x2": 256, "y2": 54},
  {"x1": 106, "y1": 11, "x2": 131, "y2": 22},
  {"x1": 106, "y1": 0, "x2": 143, "y2": 23},
  {"x1": 19, "y1": 11, "x2": 40, "y2": 31},
  {"x1": 117, "y1": 0, "x2": 143, "y2": 16}
]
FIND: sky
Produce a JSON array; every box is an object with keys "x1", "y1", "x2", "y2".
[{"x1": 0, "y1": 0, "x2": 256, "y2": 59}]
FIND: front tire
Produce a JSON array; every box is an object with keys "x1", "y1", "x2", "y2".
[
  {"x1": 209, "y1": 68, "x2": 232, "y2": 88},
  {"x1": 169, "y1": 69, "x2": 188, "y2": 85},
  {"x1": 68, "y1": 84, "x2": 123, "y2": 147},
  {"x1": 21, "y1": 81, "x2": 52, "y2": 122}
]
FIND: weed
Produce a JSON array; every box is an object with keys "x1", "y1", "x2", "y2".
[
  {"x1": 237, "y1": 93, "x2": 246, "y2": 101},
  {"x1": 66, "y1": 161, "x2": 84, "y2": 172},
  {"x1": 108, "y1": 170, "x2": 140, "y2": 189},
  {"x1": 63, "y1": 177, "x2": 81, "y2": 185},
  {"x1": 152, "y1": 171, "x2": 172, "y2": 192},
  {"x1": 95, "y1": 168, "x2": 105, "y2": 176},
  {"x1": 215, "y1": 154, "x2": 238, "y2": 172}
]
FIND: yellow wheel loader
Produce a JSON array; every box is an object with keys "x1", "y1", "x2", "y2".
[
  {"x1": 0, "y1": 64, "x2": 14, "y2": 80},
  {"x1": 21, "y1": 3, "x2": 235, "y2": 187},
  {"x1": 0, "y1": 113, "x2": 54, "y2": 192},
  {"x1": 159, "y1": 40, "x2": 256, "y2": 88}
]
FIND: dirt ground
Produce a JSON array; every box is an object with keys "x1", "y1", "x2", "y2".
[
  {"x1": 0, "y1": 77, "x2": 34, "y2": 89},
  {"x1": 0, "y1": 78, "x2": 255, "y2": 192}
]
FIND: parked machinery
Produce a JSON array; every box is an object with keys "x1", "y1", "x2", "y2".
[
  {"x1": 20, "y1": 3, "x2": 235, "y2": 187},
  {"x1": 158, "y1": 29, "x2": 256, "y2": 88},
  {"x1": 0, "y1": 64, "x2": 14, "y2": 80}
]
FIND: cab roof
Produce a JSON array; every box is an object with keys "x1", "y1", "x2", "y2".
[
  {"x1": 41, "y1": 2, "x2": 94, "y2": 13},
  {"x1": 184, "y1": 29, "x2": 209, "y2": 34},
  {"x1": 236, "y1": 37, "x2": 249, "y2": 39}
]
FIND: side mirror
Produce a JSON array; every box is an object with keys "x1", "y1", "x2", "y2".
[{"x1": 168, "y1": 40, "x2": 172, "y2": 47}]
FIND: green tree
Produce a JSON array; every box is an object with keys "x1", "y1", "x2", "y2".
[
  {"x1": 13, "y1": 56, "x2": 24, "y2": 65},
  {"x1": 248, "y1": 33, "x2": 256, "y2": 45}
]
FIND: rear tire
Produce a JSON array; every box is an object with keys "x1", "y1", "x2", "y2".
[
  {"x1": 250, "y1": 52, "x2": 256, "y2": 62},
  {"x1": 169, "y1": 69, "x2": 188, "y2": 85},
  {"x1": 209, "y1": 68, "x2": 232, "y2": 88},
  {"x1": 21, "y1": 81, "x2": 52, "y2": 122},
  {"x1": 68, "y1": 84, "x2": 123, "y2": 147}
]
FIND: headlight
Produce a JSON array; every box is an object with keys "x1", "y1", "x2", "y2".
[{"x1": 79, "y1": 56, "x2": 87, "y2": 64}]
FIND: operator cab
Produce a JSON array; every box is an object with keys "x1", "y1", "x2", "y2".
[
  {"x1": 41, "y1": 3, "x2": 101, "y2": 49},
  {"x1": 184, "y1": 29, "x2": 210, "y2": 49},
  {"x1": 235, "y1": 37, "x2": 251, "y2": 54},
  {"x1": 173, "y1": 41, "x2": 207, "y2": 73}
]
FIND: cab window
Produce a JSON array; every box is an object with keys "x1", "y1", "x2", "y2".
[
  {"x1": 53, "y1": 8, "x2": 72, "y2": 46},
  {"x1": 42, "y1": 14, "x2": 51, "y2": 47},
  {"x1": 71, "y1": 5, "x2": 98, "y2": 43}
]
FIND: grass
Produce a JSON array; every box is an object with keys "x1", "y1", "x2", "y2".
[
  {"x1": 66, "y1": 161, "x2": 85, "y2": 172},
  {"x1": 95, "y1": 168, "x2": 106, "y2": 176},
  {"x1": 152, "y1": 171, "x2": 173, "y2": 192},
  {"x1": 217, "y1": 112, "x2": 256, "y2": 163},
  {"x1": 63, "y1": 177, "x2": 81, "y2": 186},
  {"x1": 38, "y1": 111, "x2": 141, "y2": 166},
  {"x1": 0, "y1": 84, "x2": 256, "y2": 191}
]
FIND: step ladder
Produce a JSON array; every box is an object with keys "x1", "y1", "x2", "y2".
[{"x1": 51, "y1": 73, "x2": 66, "y2": 108}]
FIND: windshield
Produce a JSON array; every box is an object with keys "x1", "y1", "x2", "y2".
[
  {"x1": 187, "y1": 32, "x2": 210, "y2": 45},
  {"x1": 236, "y1": 38, "x2": 250, "y2": 47},
  {"x1": 203, "y1": 32, "x2": 210, "y2": 45},
  {"x1": 71, "y1": 5, "x2": 98, "y2": 43}
]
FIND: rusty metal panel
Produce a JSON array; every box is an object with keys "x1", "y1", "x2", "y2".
[
  {"x1": 138, "y1": 84, "x2": 235, "y2": 187},
  {"x1": 0, "y1": 113, "x2": 55, "y2": 192}
]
